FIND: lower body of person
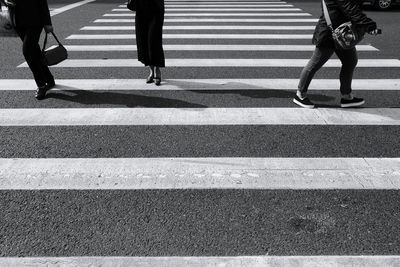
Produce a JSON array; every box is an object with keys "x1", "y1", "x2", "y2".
[
  {"x1": 294, "y1": 46, "x2": 365, "y2": 108},
  {"x1": 16, "y1": 26, "x2": 55, "y2": 100},
  {"x1": 135, "y1": 10, "x2": 165, "y2": 86}
]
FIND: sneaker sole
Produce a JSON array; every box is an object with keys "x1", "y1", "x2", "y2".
[
  {"x1": 341, "y1": 100, "x2": 365, "y2": 108},
  {"x1": 293, "y1": 98, "x2": 315, "y2": 109}
]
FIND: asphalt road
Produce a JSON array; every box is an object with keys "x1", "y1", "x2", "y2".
[{"x1": 0, "y1": 0, "x2": 399, "y2": 259}]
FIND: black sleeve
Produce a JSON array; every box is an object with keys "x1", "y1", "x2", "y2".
[
  {"x1": 335, "y1": 0, "x2": 377, "y2": 31},
  {"x1": 39, "y1": 0, "x2": 52, "y2": 25}
]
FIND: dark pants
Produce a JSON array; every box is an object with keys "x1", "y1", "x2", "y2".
[
  {"x1": 298, "y1": 46, "x2": 358, "y2": 95},
  {"x1": 135, "y1": 10, "x2": 165, "y2": 67},
  {"x1": 17, "y1": 27, "x2": 54, "y2": 87}
]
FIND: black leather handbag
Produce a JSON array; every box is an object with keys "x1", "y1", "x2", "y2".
[
  {"x1": 42, "y1": 32, "x2": 68, "y2": 66},
  {"x1": 127, "y1": 0, "x2": 136, "y2": 11}
]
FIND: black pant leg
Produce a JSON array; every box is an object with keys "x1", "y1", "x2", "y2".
[
  {"x1": 335, "y1": 48, "x2": 358, "y2": 95},
  {"x1": 148, "y1": 11, "x2": 165, "y2": 67},
  {"x1": 17, "y1": 27, "x2": 53, "y2": 87},
  {"x1": 135, "y1": 13, "x2": 150, "y2": 66}
]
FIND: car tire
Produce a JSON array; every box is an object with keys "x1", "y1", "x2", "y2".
[{"x1": 374, "y1": 0, "x2": 392, "y2": 10}]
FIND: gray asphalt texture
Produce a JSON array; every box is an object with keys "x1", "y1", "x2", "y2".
[
  {"x1": 0, "y1": 0, "x2": 399, "y2": 257},
  {"x1": 1, "y1": 126, "x2": 399, "y2": 158},
  {"x1": 1, "y1": 190, "x2": 400, "y2": 256}
]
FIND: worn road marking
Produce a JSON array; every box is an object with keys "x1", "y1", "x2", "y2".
[
  {"x1": 81, "y1": 25, "x2": 315, "y2": 30},
  {"x1": 0, "y1": 108, "x2": 399, "y2": 126},
  {"x1": 0, "y1": 158, "x2": 399, "y2": 190},
  {"x1": 52, "y1": 44, "x2": 378, "y2": 52},
  {"x1": 1, "y1": 79, "x2": 398, "y2": 91},
  {"x1": 50, "y1": 0, "x2": 96, "y2": 16},
  {"x1": 67, "y1": 33, "x2": 314, "y2": 39},
  {"x1": 102, "y1": 12, "x2": 312, "y2": 16},
  {"x1": 95, "y1": 18, "x2": 318, "y2": 23},
  {"x1": 18, "y1": 59, "x2": 400, "y2": 68}
]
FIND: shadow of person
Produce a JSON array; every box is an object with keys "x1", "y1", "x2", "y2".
[
  {"x1": 46, "y1": 87, "x2": 207, "y2": 108},
  {"x1": 166, "y1": 79, "x2": 335, "y2": 103}
]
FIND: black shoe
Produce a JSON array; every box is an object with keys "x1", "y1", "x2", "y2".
[
  {"x1": 146, "y1": 74, "x2": 154, "y2": 84},
  {"x1": 35, "y1": 85, "x2": 48, "y2": 100},
  {"x1": 293, "y1": 95, "x2": 315, "y2": 109},
  {"x1": 154, "y1": 77, "x2": 161, "y2": 86},
  {"x1": 154, "y1": 67, "x2": 161, "y2": 86},
  {"x1": 47, "y1": 79, "x2": 56, "y2": 89},
  {"x1": 341, "y1": 97, "x2": 365, "y2": 108}
]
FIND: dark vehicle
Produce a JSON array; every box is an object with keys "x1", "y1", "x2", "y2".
[{"x1": 363, "y1": 0, "x2": 400, "y2": 10}]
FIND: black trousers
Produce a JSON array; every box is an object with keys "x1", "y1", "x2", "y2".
[
  {"x1": 135, "y1": 10, "x2": 165, "y2": 67},
  {"x1": 17, "y1": 27, "x2": 54, "y2": 87}
]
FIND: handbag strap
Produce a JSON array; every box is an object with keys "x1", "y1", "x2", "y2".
[
  {"x1": 42, "y1": 31, "x2": 64, "y2": 52},
  {"x1": 321, "y1": 0, "x2": 334, "y2": 32}
]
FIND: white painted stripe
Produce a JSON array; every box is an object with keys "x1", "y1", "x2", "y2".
[
  {"x1": 57, "y1": 44, "x2": 378, "y2": 52},
  {"x1": 50, "y1": 0, "x2": 96, "y2": 16},
  {"x1": 162, "y1": 4, "x2": 295, "y2": 7},
  {"x1": 129, "y1": 4, "x2": 294, "y2": 7},
  {"x1": 0, "y1": 108, "x2": 399, "y2": 126},
  {"x1": 164, "y1": 0, "x2": 282, "y2": 1},
  {"x1": 1, "y1": 79, "x2": 399, "y2": 91},
  {"x1": 165, "y1": 0, "x2": 287, "y2": 1},
  {"x1": 67, "y1": 33, "x2": 313, "y2": 39},
  {"x1": 164, "y1": 0, "x2": 286, "y2": 1},
  {"x1": 164, "y1": 0, "x2": 288, "y2": 2},
  {"x1": 81, "y1": 25, "x2": 315, "y2": 30},
  {"x1": 0, "y1": 158, "x2": 399, "y2": 190},
  {"x1": 103, "y1": 13, "x2": 312, "y2": 16},
  {"x1": 18, "y1": 59, "x2": 400, "y2": 68},
  {"x1": 2, "y1": 257, "x2": 399, "y2": 266},
  {"x1": 121, "y1": 3, "x2": 290, "y2": 6},
  {"x1": 113, "y1": 7, "x2": 302, "y2": 11},
  {"x1": 165, "y1": 0, "x2": 285, "y2": 1},
  {"x1": 162, "y1": 1, "x2": 287, "y2": 3},
  {"x1": 95, "y1": 18, "x2": 319, "y2": 23}
]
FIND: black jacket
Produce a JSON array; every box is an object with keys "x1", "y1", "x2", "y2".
[
  {"x1": 313, "y1": 0, "x2": 377, "y2": 48},
  {"x1": 14, "y1": 0, "x2": 52, "y2": 28}
]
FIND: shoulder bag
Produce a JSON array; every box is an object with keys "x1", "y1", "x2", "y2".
[
  {"x1": 321, "y1": 0, "x2": 365, "y2": 50},
  {"x1": 42, "y1": 32, "x2": 68, "y2": 66}
]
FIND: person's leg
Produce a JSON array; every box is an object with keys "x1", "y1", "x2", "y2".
[
  {"x1": 147, "y1": 65, "x2": 155, "y2": 83},
  {"x1": 20, "y1": 27, "x2": 47, "y2": 87},
  {"x1": 336, "y1": 48, "x2": 364, "y2": 107},
  {"x1": 18, "y1": 26, "x2": 54, "y2": 99},
  {"x1": 297, "y1": 46, "x2": 334, "y2": 96},
  {"x1": 294, "y1": 46, "x2": 334, "y2": 108},
  {"x1": 335, "y1": 48, "x2": 358, "y2": 96},
  {"x1": 148, "y1": 11, "x2": 165, "y2": 69},
  {"x1": 135, "y1": 13, "x2": 150, "y2": 66}
]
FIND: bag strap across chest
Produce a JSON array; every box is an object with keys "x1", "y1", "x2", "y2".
[{"x1": 321, "y1": 0, "x2": 334, "y2": 32}]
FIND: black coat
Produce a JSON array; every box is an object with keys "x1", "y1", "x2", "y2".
[
  {"x1": 313, "y1": 0, "x2": 377, "y2": 48},
  {"x1": 135, "y1": 0, "x2": 164, "y2": 13},
  {"x1": 14, "y1": 0, "x2": 52, "y2": 28}
]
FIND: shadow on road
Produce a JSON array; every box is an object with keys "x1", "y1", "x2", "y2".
[
  {"x1": 167, "y1": 79, "x2": 335, "y2": 104},
  {"x1": 46, "y1": 87, "x2": 207, "y2": 108}
]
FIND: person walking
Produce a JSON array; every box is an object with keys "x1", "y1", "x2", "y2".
[
  {"x1": 294, "y1": 0, "x2": 378, "y2": 109},
  {"x1": 14, "y1": 0, "x2": 55, "y2": 100},
  {"x1": 135, "y1": 0, "x2": 165, "y2": 86}
]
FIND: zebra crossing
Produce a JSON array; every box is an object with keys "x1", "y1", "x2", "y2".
[{"x1": 1, "y1": 0, "x2": 400, "y2": 265}]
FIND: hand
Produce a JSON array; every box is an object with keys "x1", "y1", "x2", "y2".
[
  {"x1": 366, "y1": 22, "x2": 377, "y2": 33},
  {"x1": 44, "y1": 25, "x2": 54, "y2": 33},
  {"x1": 368, "y1": 29, "x2": 382, "y2": 35}
]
